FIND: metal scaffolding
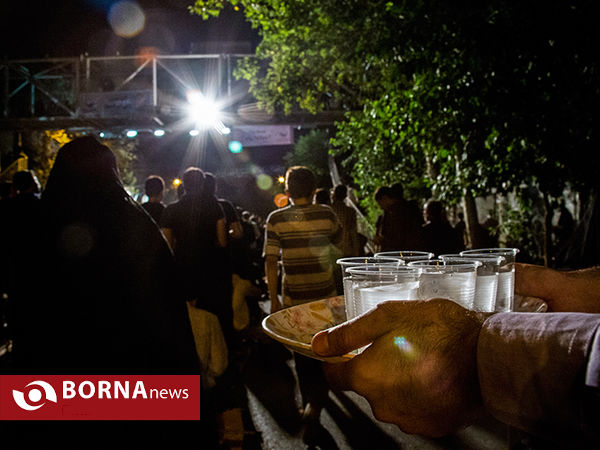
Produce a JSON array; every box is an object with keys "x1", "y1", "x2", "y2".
[{"x1": 0, "y1": 53, "x2": 254, "y2": 131}]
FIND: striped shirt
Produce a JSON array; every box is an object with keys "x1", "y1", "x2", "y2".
[{"x1": 264, "y1": 203, "x2": 342, "y2": 306}]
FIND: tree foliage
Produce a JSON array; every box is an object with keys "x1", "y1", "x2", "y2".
[
  {"x1": 192, "y1": 0, "x2": 600, "y2": 261},
  {"x1": 283, "y1": 129, "x2": 331, "y2": 187}
]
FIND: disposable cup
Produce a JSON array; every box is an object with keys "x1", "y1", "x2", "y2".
[
  {"x1": 337, "y1": 257, "x2": 401, "y2": 321},
  {"x1": 460, "y1": 248, "x2": 519, "y2": 311},
  {"x1": 346, "y1": 265, "x2": 421, "y2": 318},
  {"x1": 374, "y1": 250, "x2": 435, "y2": 264},
  {"x1": 439, "y1": 255, "x2": 505, "y2": 312},
  {"x1": 407, "y1": 259, "x2": 480, "y2": 310}
]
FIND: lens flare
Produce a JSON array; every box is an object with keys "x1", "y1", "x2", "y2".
[
  {"x1": 274, "y1": 193, "x2": 289, "y2": 208},
  {"x1": 394, "y1": 336, "x2": 415, "y2": 357},
  {"x1": 108, "y1": 1, "x2": 145, "y2": 38},
  {"x1": 256, "y1": 174, "x2": 273, "y2": 190}
]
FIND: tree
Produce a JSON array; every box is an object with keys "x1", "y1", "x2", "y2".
[
  {"x1": 192, "y1": 0, "x2": 600, "y2": 264},
  {"x1": 283, "y1": 129, "x2": 331, "y2": 187}
]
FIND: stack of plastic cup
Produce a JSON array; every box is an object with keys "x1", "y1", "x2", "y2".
[
  {"x1": 439, "y1": 254, "x2": 505, "y2": 312},
  {"x1": 336, "y1": 257, "x2": 401, "y2": 321},
  {"x1": 346, "y1": 265, "x2": 422, "y2": 317},
  {"x1": 407, "y1": 259, "x2": 481, "y2": 310},
  {"x1": 460, "y1": 248, "x2": 519, "y2": 312}
]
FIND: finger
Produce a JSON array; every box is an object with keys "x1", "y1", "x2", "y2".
[
  {"x1": 312, "y1": 300, "x2": 420, "y2": 356},
  {"x1": 514, "y1": 263, "x2": 539, "y2": 296}
]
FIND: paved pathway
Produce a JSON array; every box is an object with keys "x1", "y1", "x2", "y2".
[{"x1": 237, "y1": 326, "x2": 516, "y2": 450}]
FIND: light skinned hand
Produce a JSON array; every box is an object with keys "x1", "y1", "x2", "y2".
[
  {"x1": 515, "y1": 263, "x2": 600, "y2": 313},
  {"x1": 311, "y1": 299, "x2": 488, "y2": 437}
]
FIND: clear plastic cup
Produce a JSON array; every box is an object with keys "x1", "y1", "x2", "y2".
[
  {"x1": 346, "y1": 265, "x2": 421, "y2": 318},
  {"x1": 337, "y1": 257, "x2": 401, "y2": 321},
  {"x1": 460, "y1": 248, "x2": 519, "y2": 311},
  {"x1": 439, "y1": 255, "x2": 505, "y2": 312},
  {"x1": 407, "y1": 259, "x2": 480, "y2": 310},
  {"x1": 374, "y1": 250, "x2": 435, "y2": 264}
]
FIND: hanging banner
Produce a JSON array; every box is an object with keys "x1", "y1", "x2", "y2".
[
  {"x1": 78, "y1": 90, "x2": 153, "y2": 118},
  {"x1": 232, "y1": 125, "x2": 294, "y2": 147}
]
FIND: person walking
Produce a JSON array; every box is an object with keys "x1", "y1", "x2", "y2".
[
  {"x1": 374, "y1": 183, "x2": 424, "y2": 252},
  {"x1": 330, "y1": 184, "x2": 360, "y2": 257},
  {"x1": 141, "y1": 175, "x2": 166, "y2": 224},
  {"x1": 263, "y1": 166, "x2": 342, "y2": 443},
  {"x1": 160, "y1": 167, "x2": 228, "y2": 331},
  {"x1": 421, "y1": 199, "x2": 465, "y2": 255}
]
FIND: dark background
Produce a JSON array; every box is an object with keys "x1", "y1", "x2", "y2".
[{"x1": 0, "y1": 0, "x2": 259, "y2": 58}]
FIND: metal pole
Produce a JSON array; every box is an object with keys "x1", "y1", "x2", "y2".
[
  {"x1": 218, "y1": 55, "x2": 223, "y2": 98},
  {"x1": 85, "y1": 57, "x2": 91, "y2": 88},
  {"x1": 227, "y1": 54, "x2": 231, "y2": 98},
  {"x1": 30, "y1": 76, "x2": 35, "y2": 116},
  {"x1": 152, "y1": 56, "x2": 157, "y2": 107},
  {"x1": 74, "y1": 57, "x2": 80, "y2": 114},
  {"x1": 3, "y1": 61, "x2": 8, "y2": 118}
]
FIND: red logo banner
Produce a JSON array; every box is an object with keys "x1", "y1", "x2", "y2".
[{"x1": 0, "y1": 375, "x2": 200, "y2": 420}]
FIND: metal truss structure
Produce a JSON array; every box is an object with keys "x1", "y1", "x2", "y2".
[{"x1": 0, "y1": 54, "x2": 344, "y2": 134}]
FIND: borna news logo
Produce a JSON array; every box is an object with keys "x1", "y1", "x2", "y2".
[
  {"x1": 1, "y1": 375, "x2": 201, "y2": 420},
  {"x1": 12, "y1": 380, "x2": 58, "y2": 411}
]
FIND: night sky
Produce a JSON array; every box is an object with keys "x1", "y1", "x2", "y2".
[{"x1": 0, "y1": 0, "x2": 258, "y2": 59}]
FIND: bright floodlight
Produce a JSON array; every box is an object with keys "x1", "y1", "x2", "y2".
[
  {"x1": 126, "y1": 130, "x2": 138, "y2": 138},
  {"x1": 189, "y1": 129, "x2": 200, "y2": 137},
  {"x1": 186, "y1": 89, "x2": 220, "y2": 128},
  {"x1": 153, "y1": 129, "x2": 165, "y2": 137}
]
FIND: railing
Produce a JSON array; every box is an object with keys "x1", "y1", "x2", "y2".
[{"x1": 0, "y1": 53, "x2": 254, "y2": 122}]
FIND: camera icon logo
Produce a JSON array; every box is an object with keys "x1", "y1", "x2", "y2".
[{"x1": 13, "y1": 380, "x2": 58, "y2": 411}]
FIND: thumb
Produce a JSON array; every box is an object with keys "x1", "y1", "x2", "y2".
[{"x1": 312, "y1": 301, "x2": 408, "y2": 356}]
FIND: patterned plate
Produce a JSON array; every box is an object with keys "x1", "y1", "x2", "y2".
[
  {"x1": 262, "y1": 295, "x2": 548, "y2": 363},
  {"x1": 261, "y1": 296, "x2": 354, "y2": 363}
]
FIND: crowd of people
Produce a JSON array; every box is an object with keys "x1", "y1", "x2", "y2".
[
  {"x1": 1, "y1": 137, "x2": 599, "y2": 448},
  {"x1": 0, "y1": 137, "x2": 266, "y2": 446}
]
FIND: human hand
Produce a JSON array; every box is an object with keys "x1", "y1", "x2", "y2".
[
  {"x1": 515, "y1": 263, "x2": 600, "y2": 313},
  {"x1": 311, "y1": 299, "x2": 488, "y2": 437}
]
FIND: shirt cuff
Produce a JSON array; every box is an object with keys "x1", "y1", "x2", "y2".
[{"x1": 478, "y1": 312, "x2": 600, "y2": 441}]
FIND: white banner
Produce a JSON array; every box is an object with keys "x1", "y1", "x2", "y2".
[
  {"x1": 232, "y1": 125, "x2": 294, "y2": 147},
  {"x1": 78, "y1": 90, "x2": 153, "y2": 118}
]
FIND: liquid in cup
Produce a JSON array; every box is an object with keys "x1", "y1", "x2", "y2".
[
  {"x1": 337, "y1": 257, "x2": 400, "y2": 321},
  {"x1": 460, "y1": 248, "x2": 519, "y2": 312},
  {"x1": 408, "y1": 259, "x2": 480, "y2": 310},
  {"x1": 439, "y1": 255, "x2": 505, "y2": 312},
  {"x1": 374, "y1": 250, "x2": 435, "y2": 264},
  {"x1": 346, "y1": 265, "x2": 421, "y2": 318}
]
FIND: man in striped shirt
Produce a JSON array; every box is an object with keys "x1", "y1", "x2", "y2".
[
  {"x1": 264, "y1": 166, "x2": 342, "y2": 313},
  {"x1": 263, "y1": 166, "x2": 341, "y2": 440}
]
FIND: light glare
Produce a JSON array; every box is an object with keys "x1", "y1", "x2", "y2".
[
  {"x1": 186, "y1": 89, "x2": 221, "y2": 128},
  {"x1": 108, "y1": 1, "x2": 145, "y2": 38}
]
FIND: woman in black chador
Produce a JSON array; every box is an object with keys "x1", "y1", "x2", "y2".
[{"x1": 15, "y1": 136, "x2": 198, "y2": 373}]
